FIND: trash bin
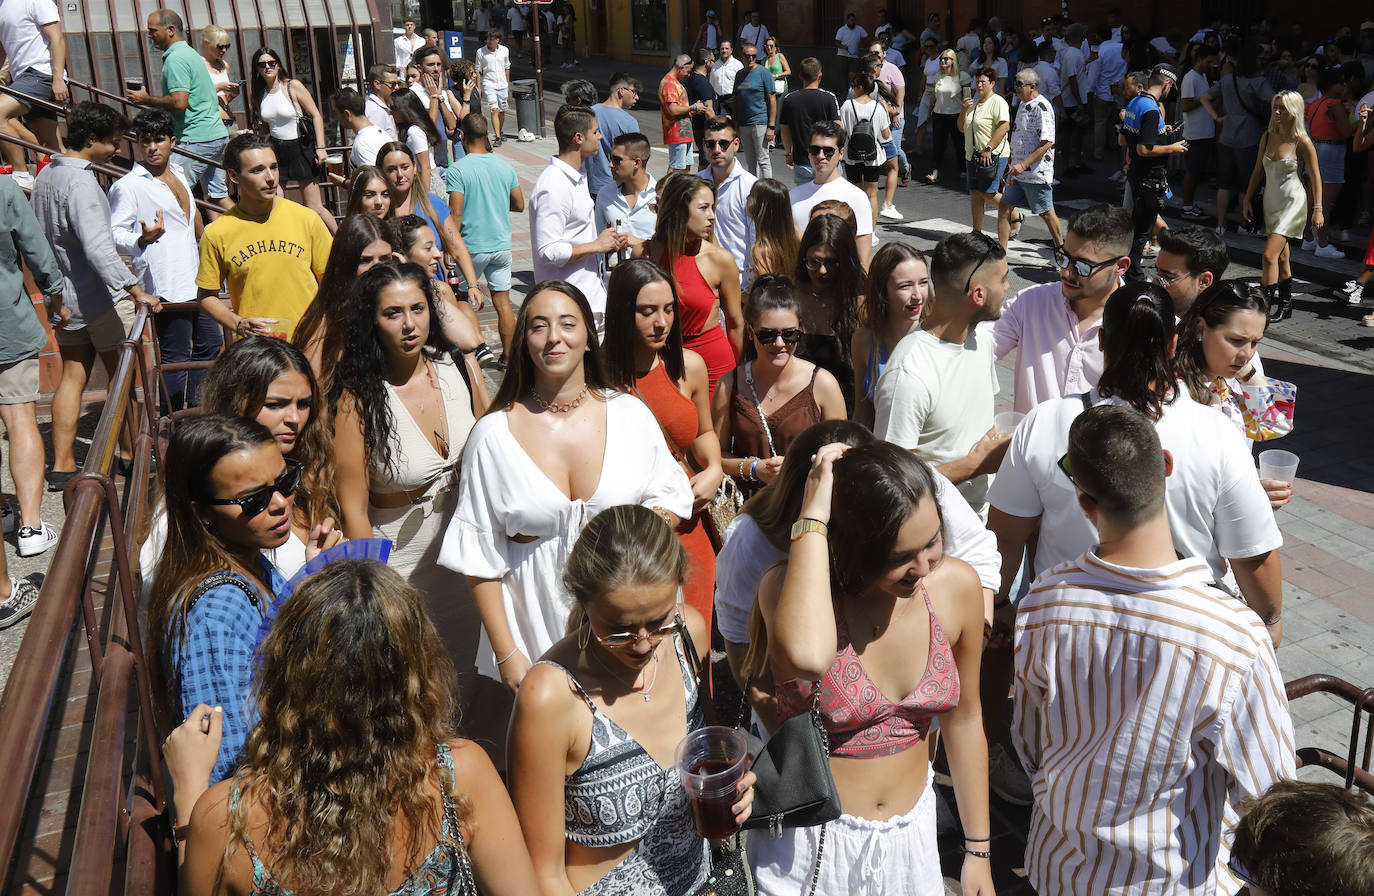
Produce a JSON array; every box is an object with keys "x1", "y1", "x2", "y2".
[{"x1": 512, "y1": 78, "x2": 539, "y2": 134}]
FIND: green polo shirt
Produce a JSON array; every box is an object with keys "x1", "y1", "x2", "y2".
[{"x1": 160, "y1": 40, "x2": 224, "y2": 144}]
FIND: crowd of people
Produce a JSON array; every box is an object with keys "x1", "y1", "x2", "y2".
[{"x1": 3, "y1": 2, "x2": 1374, "y2": 895}]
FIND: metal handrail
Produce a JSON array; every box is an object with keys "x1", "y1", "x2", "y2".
[
  {"x1": 1285, "y1": 673, "x2": 1374, "y2": 795},
  {"x1": 0, "y1": 303, "x2": 168, "y2": 890}
]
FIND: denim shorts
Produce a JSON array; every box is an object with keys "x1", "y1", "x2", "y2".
[
  {"x1": 1314, "y1": 140, "x2": 1346, "y2": 184},
  {"x1": 456, "y1": 249, "x2": 513, "y2": 292},
  {"x1": 1001, "y1": 178, "x2": 1054, "y2": 215},
  {"x1": 179, "y1": 136, "x2": 230, "y2": 199},
  {"x1": 668, "y1": 142, "x2": 691, "y2": 169},
  {"x1": 483, "y1": 85, "x2": 509, "y2": 112}
]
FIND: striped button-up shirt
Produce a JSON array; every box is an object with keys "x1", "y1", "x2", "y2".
[{"x1": 1013, "y1": 552, "x2": 1295, "y2": 895}]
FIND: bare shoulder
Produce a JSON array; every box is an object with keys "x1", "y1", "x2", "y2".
[
  {"x1": 512, "y1": 653, "x2": 582, "y2": 717},
  {"x1": 445, "y1": 737, "x2": 501, "y2": 785},
  {"x1": 927, "y1": 556, "x2": 982, "y2": 634},
  {"x1": 189, "y1": 777, "x2": 236, "y2": 830},
  {"x1": 683, "y1": 348, "x2": 708, "y2": 381},
  {"x1": 682, "y1": 603, "x2": 709, "y2": 659}
]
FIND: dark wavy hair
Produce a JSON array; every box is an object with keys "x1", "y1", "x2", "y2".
[
  {"x1": 603, "y1": 259, "x2": 685, "y2": 390},
  {"x1": 391, "y1": 87, "x2": 442, "y2": 148},
  {"x1": 231, "y1": 559, "x2": 466, "y2": 896},
  {"x1": 293, "y1": 214, "x2": 394, "y2": 395},
  {"x1": 1097, "y1": 281, "x2": 1178, "y2": 420},
  {"x1": 829, "y1": 441, "x2": 944, "y2": 597},
  {"x1": 741, "y1": 274, "x2": 803, "y2": 363},
  {"x1": 248, "y1": 46, "x2": 289, "y2": 132},
  {"x1": 794, "y1": 214, "x2": 863, "y2": 364},
  {"x1": 1175, "y1": 280, "x2": 1269, "y2": 405},
  {"x1": 201, "y1": 337, "x2": 337, "y2": 531},
  {"x1": 329, "y1": 261, "x2": 456, "y2": 476},
  {"x1": 487, "y1": 280, "x2": 615, "y2": 414}
]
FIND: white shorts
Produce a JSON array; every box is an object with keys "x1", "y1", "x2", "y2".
[
  {"x1": 483, "y1": 85, "x2": 509, "y2": 112},
  {"x1": 748, "y1": 766, "x2": 942, "y2": 896}
]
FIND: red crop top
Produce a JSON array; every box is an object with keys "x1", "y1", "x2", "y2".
[{"x1": 775, "y1": 585, "x2": 960, "y2": 759}]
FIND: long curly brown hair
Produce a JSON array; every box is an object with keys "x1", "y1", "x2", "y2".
[{"x1": 227, "y1": 559, "x2": 468, "y2": 896}]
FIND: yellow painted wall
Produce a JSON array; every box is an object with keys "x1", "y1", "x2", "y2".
[{"x1": 595, "y1": 0, "x2": 682, "y2": 65}]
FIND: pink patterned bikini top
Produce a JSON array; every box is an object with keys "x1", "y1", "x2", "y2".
[{"x1": 775, "y1": 586, "x2": 960, "y2": 759}]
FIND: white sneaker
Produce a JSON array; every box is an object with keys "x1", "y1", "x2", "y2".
[
  {"x1": 879, "y1": 203, "x2": 904, "y2": 221},
  {"x1": 871, "y1": 234, "x2": 881, "y2": 249},
  {"x1": 518, "y1": 128, "x2": 535, "y2": 142},
  {"x1": 1342, "y1": 280, "x2": 1365, "y2": 303},
  {"x1": 1314, "y1": 243, "x2": 1344, "y2": 259},
  {"x1": 988, "y1": 743, "x2": 1033, "y2": 806},
  {"x1": 8, "y1": 170, "x2": 35, "y2": 190},
  {"x1": 1301, "y1": 237, "x2": 1318, "y2": 251},
  {"x1": 0, "y1": 578, "x2": 38, "y2": 630},
  {"x1": 17, "y1": 522, "x2": 58, "y2": 557}
]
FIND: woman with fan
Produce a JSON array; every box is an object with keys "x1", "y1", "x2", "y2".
[
  {"x1": 508, "y1": 505, "x2": 754, "y2": 896},
  {"x1": 168, "y1": 559, "x2": 541, "y2": 896},
  {"x1": 147, "y1": 413, "x2": 340, "y2": 785},
  {"x1": 139, "y1": 337, "x2": 338, "y2": 588},
  {"x1": 753, "y1": 442, "x2": 993, "y2": 896},
  {"x1": 602, "y1": 259, "x2": 723, "y2": 621},
  {"x1": 331, "y1": 262, "x2": 478, "y2": 654}
]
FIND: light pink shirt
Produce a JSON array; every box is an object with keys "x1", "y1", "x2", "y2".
[{"x1": 987, "y1": 280, "x2": 1114, "y2": 413}]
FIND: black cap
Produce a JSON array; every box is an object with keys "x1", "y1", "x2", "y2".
[{"x1": 1152, "y1": 62, "x2": 1179, "y2": 84}]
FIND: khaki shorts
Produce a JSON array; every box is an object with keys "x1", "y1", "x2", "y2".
[
  {"x1": 54, "y1": 300, "x2": 137, "y2": 354},
  {"x1": 0, "y1": 356, "x2": 39, "y2": 405}
]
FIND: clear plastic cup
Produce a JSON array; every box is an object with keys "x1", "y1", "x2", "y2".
[
  {"x1": 675, "y1": 726, "x2": 748, "y2": 839},
  {"x1": 994, "y1": 411, "x2": 1025, "y2": 436},
  {"x1": 1258, "y1": 449, "x2": 1299, "y2": 483}
]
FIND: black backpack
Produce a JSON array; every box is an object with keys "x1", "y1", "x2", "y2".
[{"x1": 846, "y1": 99, "x2": 880, "y2": 164}]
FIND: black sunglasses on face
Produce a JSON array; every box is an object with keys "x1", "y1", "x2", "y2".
[
  {"x1": 705, "y1": 138, "x2": 734, "y2": 150},
  {"x1": 808, "y1": 144, "x2": 838, "y2": 158},
  {"x1": 201, "y1": 460, "x2": 303, "y2": 517},
  {"x1": 753, "y1": 327, "x2": 803, "y2": 345},
  {"x1": 1014, "y1": 80, "x2": 1030, "y2": 87},
  {"x1": 1055, "y1": 248, "x2": 1119, "y2": 278},
  {"x1": 1226, "y1": 854, "x2": 1256, "y2": 888},
  {"x1": 216, "y1": 43, "x2": 231, "y2": 50}
]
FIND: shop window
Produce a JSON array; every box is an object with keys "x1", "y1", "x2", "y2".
[{"x1": 631, "y1": 0, "x2": 668, "y2": 53}]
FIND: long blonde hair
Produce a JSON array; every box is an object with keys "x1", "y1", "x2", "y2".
[{"x1": 1269, "y1": 90, "x2": 1306, "y2": 142}]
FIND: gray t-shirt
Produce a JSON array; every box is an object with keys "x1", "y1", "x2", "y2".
[{"x1": 1206, "y1": 74, "x2": 1275, "y2": 149}]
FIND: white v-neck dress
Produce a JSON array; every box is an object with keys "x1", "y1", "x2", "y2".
[{"x1": 440, "y1": 390, "x2": 693, "y2": 679}]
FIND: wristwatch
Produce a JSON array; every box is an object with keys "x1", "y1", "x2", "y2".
[{"x1": 790, "y1": 518, "x2": 828, "y2": 542}]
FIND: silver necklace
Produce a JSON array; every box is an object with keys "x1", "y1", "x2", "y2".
[{"x1": 589, "y1": 642, "x2": 661, "y2": 702}]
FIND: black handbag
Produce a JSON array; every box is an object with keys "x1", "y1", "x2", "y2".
[
  {"x1": 738, "y1": 685, "x2": 841, "y2": 835},
  {"x1": 285, "y1": 81, "x2": 323, "y2": 177}
]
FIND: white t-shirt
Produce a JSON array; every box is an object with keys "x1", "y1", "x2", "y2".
[
  {"x1": 507, "y1": 4, "x2": 525, "y2": 31},
  {"x1": 839, "y1": 96, "x2": 891, "y2": 165},
  {"x1": 988, "y1": 388, "x2": 1282, "y2": 591},
  {"x1": 874, "y1": 327, "x2": 1000, "y2": 514},
  {"x1": 477, "y1": 44, "x2": 511, "y2": 90},
  {"x1": 789, "y1": 177, "x2": 874, "y2": 237},
  {"x1": 350, "y1": 124, "x2": 391, "y2": 168},
  {"x1": 405, "y1": 125, "x2": 437, "y2": 176},
  {"x1": 1058, "y1": 45, "x2": 1087, "y2": 107},
  {"x1": 0, "y1": 0, "x2": 60, "y2": 77},
  {"x1": 739, "y1": 22, "x2": 769, "y2": 49},
  {"x1": 1183, "y1": 69, "x2": 1216, "y2": 140},
  {"x1": 836, "y1": 24, "x2": 868, "y2": 57}
]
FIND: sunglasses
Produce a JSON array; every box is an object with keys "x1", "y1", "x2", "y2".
[
  {"x1": 1014, "y1": 80, "x2": 1031, "y2": 88},
  {"x1": 807, "y1": 144, "x2": 838, "y2": 158},
  {"x1": 743, "y1": 53, "x2": 757, "y2": 60},
  {"x1": 256, "y1": 59, "x2": 279, "y2": 69},
  {"x1": 609, "y1": 154, "x2": 636, "y2": 165},
  {"x1": 216, "y1": 43, "x2": 231, "y2": 50},
  {"x1": 1055, "y1": 248, "x2": 1119, "y2": 278},
  {"x1": 804, "y1": 255, "x2": 836, "y2": 271},
  {"x1": 592, "y1": 615, "x2": 682, "y2": 649},
  {"x1": 1226, "y1": 854, "x2": 1256, "y2": 888},
  {"x1": 1057, "y1": 453, "x2": 1077, "y2": 484},
  {"x1": 753, "y1": 327, "x2": 803, "y2": 344},
  {"x1": 705, "y1": 138, "x2": 735, "y2": 150},
  {"x1": 201, "y1": 460, "x2": 303, "y2": 517}
]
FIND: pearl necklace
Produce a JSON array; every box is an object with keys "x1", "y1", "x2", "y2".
[{"x1": 531, "y1": 385, "x2": 588, "y2": 413}]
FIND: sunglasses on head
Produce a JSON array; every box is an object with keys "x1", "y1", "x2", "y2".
[
  {"x1": 705, "y1": 138, "x2": 734, "y2": 150},
  {"x1": 1055, "y1": 248, "x2": 1119, "y2": 278},
  {"x1": 201, "y1": 460, "x2": 303, "y2": 517},
  {"x1": 753, "y1": 327, "x2": 803, "y2": 345},
  {"x1": 808, "y1": 144, "x2": 838, "y2": 158}
]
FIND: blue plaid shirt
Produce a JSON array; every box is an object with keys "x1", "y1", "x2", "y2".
[{"x1": 166, "y1": 556, "x2": 286, "y2": 784}]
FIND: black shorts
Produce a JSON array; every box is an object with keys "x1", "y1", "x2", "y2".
[
  {"x1": 1217, "y1": 142, "x2": 1258, "y2": 193},
  {"x1": 269, "y1": 137, "x2": 320, "y2": 183},
  {"x1": 844, "y1": 162, "x2": 882, "y2": 184},
  {"x1": 1184, "y1": 137, "x2": 1214, "y2": 176}
]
